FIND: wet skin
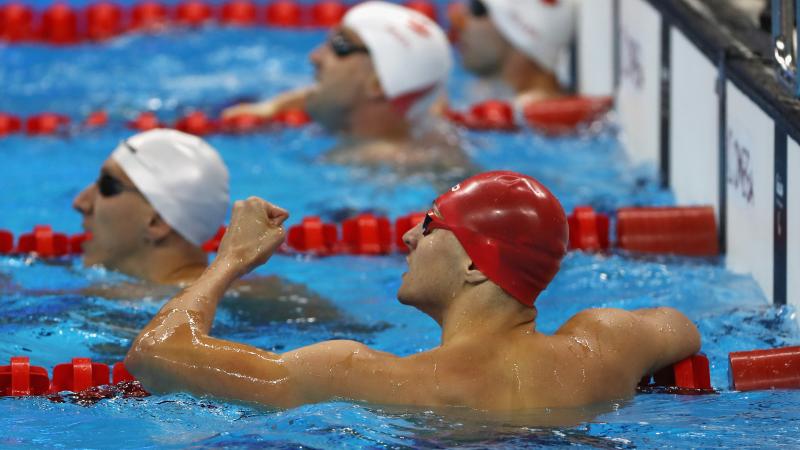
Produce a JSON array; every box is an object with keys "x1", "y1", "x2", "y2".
[{"x1": 125, "y1": 197, "x2": 701, "y2": 413}]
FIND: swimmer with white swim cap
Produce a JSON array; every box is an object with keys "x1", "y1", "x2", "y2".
[
  {"x1": 454, "y1": 0, "x2": 576, "y2": 105},
  {"x1": 223, "y1": 1, "x2": 469, "y2": 172},
  {"x1": 74, "y1": 129, "x2": 229, "y2": 285},
  {"x1": 127, "y1": 171, "x2": 701, "y2": 415},
  {"x1": 72, "y1": 129, "x2": 338, "y2": 322}
]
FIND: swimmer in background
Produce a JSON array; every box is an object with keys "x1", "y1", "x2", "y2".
[
  {"x1": 125, "y1": 171, "x2": 701, "y2": 415},
  {"x1": 453, "y1": 0, "x2": 576, "y2": 108},
  {"x1": 71, "y1": 129, "x2": 338, "y2": 323},
  {"x1": 223, "y1": 1, "x2": 470, "y2": 174}
]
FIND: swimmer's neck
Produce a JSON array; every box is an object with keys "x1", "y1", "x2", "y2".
[
  {"x1": 344, "y1": 100, "x2": 412, "y2": 143},
  {"x1": 436, "y1": 285, "x2": 538, "y2": 346},
  {"x1": 110, "y1": 238, "x2": 208, "y2": 286},
  {"x1": 500, "y1": 49, "x2": 564, "y2": 101}
]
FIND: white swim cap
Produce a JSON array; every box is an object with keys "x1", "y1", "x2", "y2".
[
  {"x1": 482, "y1": 0, "x2": 576, "y2": 73},
  {"x1": 343, "y1": 1, "x2": 452, "y2": 118},
  {"x1": 111, "y1": 129, "x2": 230, "y2": 247}
]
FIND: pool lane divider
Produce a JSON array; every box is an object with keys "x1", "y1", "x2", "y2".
[
  {"x1": 202, "y1": 206, "x2": 722, "y2": 257},
  {"x1": 0, "y1": 357, "x2": 149, "y2": 399},
  {"x1": 0, "y1": 206, "x2": 721, "y2": 259},
  {"x1": 0, "y1": 96, "x2": 613, "y2": 140},
  {"x1": 0, "y1": 108, "x2": 313, "y2": 138},
  {"x1": 0, "y1": 0, "x2": 441, "y2": 45}
]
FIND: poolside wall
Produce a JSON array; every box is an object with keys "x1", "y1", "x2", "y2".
[{"x1": 576, "y1": 0, "x2": 800, "y2": 312}]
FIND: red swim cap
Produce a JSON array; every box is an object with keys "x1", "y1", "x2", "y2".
[{"x1": 432, "y1": 171, "x2": 568, "y2": 307}]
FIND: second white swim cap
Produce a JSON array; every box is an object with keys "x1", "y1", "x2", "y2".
[
  {"x1": 482, "y1": 0, "x2": 576, "y2": 73},
  {"x1": 111, "y1": 129, "x2": 230, "y2": 247},
  {"x1": 343, "y1": 1, "x2": 452, "y2": 118}
]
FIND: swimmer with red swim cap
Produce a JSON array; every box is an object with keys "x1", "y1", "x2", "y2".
[
  {"x1": 223, "y1": 1, "x2": 468, "y2": 172},
  {"x1": 127, "y1": 171, "x2": 700, "y2": 414},
  {"x1": 454, "y1": 0, "x2": 577, "y2": 106}
]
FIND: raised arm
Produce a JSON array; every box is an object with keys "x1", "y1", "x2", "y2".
[
  {"x1": 124, "y1": 197, "x2": 441, "y2": 408},
  {"x1": 124, "y1": 197, "x2": 301, "y2": 404}
]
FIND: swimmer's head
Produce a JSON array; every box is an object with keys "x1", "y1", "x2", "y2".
[
  {"x1": 73, "y1": 129, "x2": 229, "y2": 271},
  {"x1": 306, "y1": 1, "x2": 452, "y2": 130},
  {"x1": 399, "y1": 171, "x2": 568, "y2": 310},
  {"x1": 459, "y1": 0, "x2": 575, "y2": 76}
]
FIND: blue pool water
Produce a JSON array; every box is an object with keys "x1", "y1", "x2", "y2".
[{"x1": 2, "y1": 7, "x2": 800, "y2": 448}]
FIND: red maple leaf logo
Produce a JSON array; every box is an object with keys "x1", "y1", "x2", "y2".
[{"x1": 407, "y1": 17, "x2": 431, "y2": 37}]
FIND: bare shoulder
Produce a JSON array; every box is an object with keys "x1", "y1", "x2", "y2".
[
  {"x1": 556, "y1": 307, "x2": 701, "y2": 374},
  {"x1": 556, "y1": 307, "x2": 694, "y2": 335}
]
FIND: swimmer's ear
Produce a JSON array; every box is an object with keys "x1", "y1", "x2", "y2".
[
  {"x1": 464, "y1": 262, "x2": 488, "y2": 285},
  {"x1": 145, "y1": 213, "x2": 172, "y2": 244}
]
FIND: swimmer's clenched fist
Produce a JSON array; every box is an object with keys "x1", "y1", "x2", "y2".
[
  {"x1": 126, "y1": 171, "x2": 701, "y2": 414},
  {"x1": 216, "y1": 197, "x2": 289, "y2": 278}
]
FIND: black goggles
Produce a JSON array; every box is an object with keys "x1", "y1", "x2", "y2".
[
  {"x1": 469, "y1": 0, "x2": 488, "y2": 17},
  {"x1": 328, "y1": 31, "x2": 370, "y2": 58},
  {"x1": 421, "y1": 210, "x2": 450, "y2": 236},
  {"x1": 97, "y1": 172, "x2": 137, "y2": 198}
]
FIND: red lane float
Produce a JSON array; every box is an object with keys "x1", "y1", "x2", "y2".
[
  {"x1": 265, "y1": 0, "x2": 302, "y2": 27},
  {"x1": 6, "y1": 108, "x2": 315, "y2": 137},
  {"x1": 0, "y1": 2, "x2": 35, "y2": 42},
  {"x1": 175, "y1": 0, "x2": 214, "y2": 27},
  {"x1": 174, "y1": 111, "x2": 217, "y2": 136},
  {"x1": 16, "y1": 225, "x2": 70, "y2": 257},
  {"x1": 25, "y1": 113, "x2": 70, "y2": 135},
  {"x1": 275, "y1": 108, "x2": 312, "y2": 127},
  {"x1": 342, "y1": 214, "x2": 392, "y2": 255},
  {"x1": 220, "y1": 113, "x2": 267, "y2": 133},
  {"x1": 0, "y1": 230, "x2": 13, "y2": 254},
  {"x1": 131, "y1": 0, "x2": 169, "y2": 30},
  {"x1": 84, "y1": 110, "x2": 108, "y2": 128},
  {"x1": 309, "y1": 0, "x2": 346, "y2": 27},
  {"x1": 0, "y1": 357, "x2": 50, "y2": 396},
  {"x1": 51, "y1": 357, "x2": 110, "y2": 393},
  {"x1": 446, "y1": 100, "x2": 517, "y2": 132},
  {"x1": 220, "y1": 0, "x2": 258, "y2": 26},
  {"x1": 85, "y1": 1, "x2": 124, "y2": 41},
  {"x1": 729, "y1": 346, "x2": 800, "y2": 392},
  {"x1": 287, "y1": 217, "x2": 339, "y2": 255},
  {"x1": 639, "y1": 353, "x2": 714, "y2": 394},
  {"x1": 616, "y1": 206, "x2": 719, "y2": 257},
  {"x1": 523, "y1": 96, "x2": 614, "y2": 136},
  {"x1": 0, "y1": 113, "x2": 23, "y2": 137},
  {"x1": 567, "y1": 206, "x2": 609, "y2": 252},
  {"x1": 128, "y1": 111, "x2": 163, "y2": 131},
  {"x1": 40, "y1": 3, "x2": 80, "y2": 44}
]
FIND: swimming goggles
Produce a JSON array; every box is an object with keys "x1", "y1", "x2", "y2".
[
  {"x1": 421, "y1": 209, "x2": 452, "y2": 236},
  {"x1": 96, "y1": 172, "x2": 138, "y2": 198},
  {"x1": 469, "y1": 0, "x2": 488, "y2": 17},
  {"x1": 328, "y1": 30, "x2": 370, "y2": 58}
]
